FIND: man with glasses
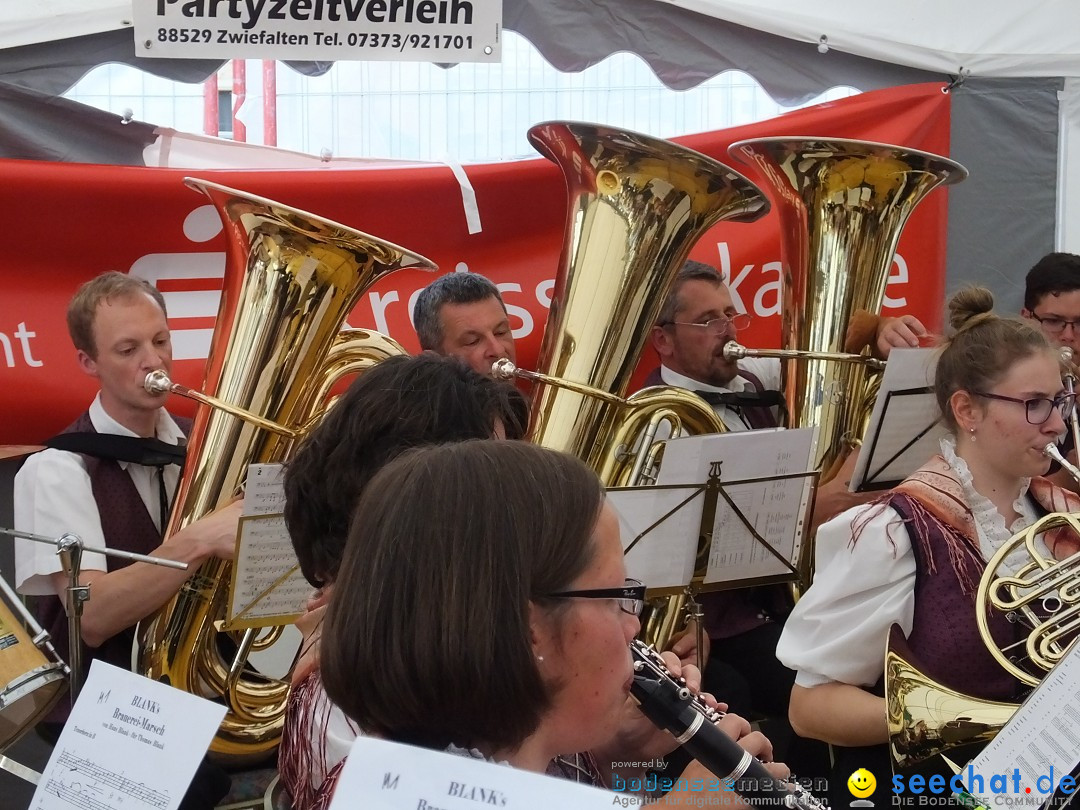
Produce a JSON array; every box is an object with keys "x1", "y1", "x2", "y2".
[
  {"x1": 1022, "y1": 252, "x2": 1080, "y2": 491},
  {"x1": 643, "y1": 260, "x2": 927, "y2": 784}
]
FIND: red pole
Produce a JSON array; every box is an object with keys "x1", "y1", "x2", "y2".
[
  {"x1": 263, "y1": 60, "x2": 277, "y2": 147},
  {"x1": 232, "y1": 59, "x2": 247, "y2": 143},
  {"x1": 203, "y1": 72, "x2": 219, "y2": 136}
]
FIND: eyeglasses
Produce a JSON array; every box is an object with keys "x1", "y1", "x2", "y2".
[
  {"x1": 662, "y1": 313, "x2": 751, "y2": 334},
  {"x1": 542, "y1": 578, "x2": 646, "y2": 616},
  {"x1": 1030, "y1": 314, "x2": 1080, "y2": 334},
  {"x1": 972, "y1": 391, "x2": 1077, "y2": 425}
]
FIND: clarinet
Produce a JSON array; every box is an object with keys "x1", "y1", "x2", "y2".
[{"x1": 629, "y1": 640, "x2": 825, "y2": 810}]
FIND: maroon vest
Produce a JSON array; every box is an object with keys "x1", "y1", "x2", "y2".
[
  {"x1": 888, "y1": 493, "x2": 1026, "y2": 702},
  {"x1": 34, "y1": 410, "x2": 190, "y2": 724},
  {"x1": 638, "y1": 367, "x2": 787, "y2": 639}
]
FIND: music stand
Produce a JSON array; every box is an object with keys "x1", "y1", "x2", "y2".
[
  {"x1": 849, "y1": 348, "x2": 944, "y2": 492},
  {"x1": 0, "y1": 528, "x2": 187, "y2": 704},
  {"x1": 608, "y1": 427, "x2": 817, "y2": 656}
]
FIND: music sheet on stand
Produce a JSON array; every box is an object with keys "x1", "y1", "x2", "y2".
[
  {"x1": 655, "y1": 428, "x2": 816, "y2": 585},
  {"x1": 850, "y1": 347, "x2": 943, "y2": 491},
  {"x1": 964, "y1": 640, "x2": 1080, "y2": 808},
  {"x1": 30, "y1": 660, "x2": 226, "y2": 810},
  {"x1": 226, "y1": 462, "x2": 311, "y2": 628}
]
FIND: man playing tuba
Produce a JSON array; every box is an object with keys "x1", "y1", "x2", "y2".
[{"x1": 13, "y1": 272, "x2": 242, "y2": 809}]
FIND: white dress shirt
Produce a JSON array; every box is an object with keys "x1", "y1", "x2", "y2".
[
  {"x1": 776, "y1": 437, "x2": 1048, "y2": 689},
  {"x1": 14, "y1": 394, "x2": 185, "y2": 595},
  {"x1": 659, "y1": 356, "x2": 781, "y2": 432}
]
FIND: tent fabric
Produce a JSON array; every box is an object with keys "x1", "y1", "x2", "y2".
[
  {"x1": 660, "y1": 0, "x2": 1080, "y2": 78},
  {"x1": 1, "y1": 0, "x2": 939, "y2": 103}
]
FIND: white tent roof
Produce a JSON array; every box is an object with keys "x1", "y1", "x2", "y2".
[
  {"x1": 661, "y1": 0, "x2": 1080, "y2": 77},
  {"x1": 3, "y1": 0, "x2": 1077, "y2": 79}
]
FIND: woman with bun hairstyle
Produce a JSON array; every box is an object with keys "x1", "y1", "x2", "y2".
[{"x1": 777, "y1": 287, "x2": 1080, "y2": 805}]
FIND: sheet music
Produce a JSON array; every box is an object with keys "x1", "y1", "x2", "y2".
[
  {"x1": 225, "y1": 462, "x2": 310, "y2": 629},
  {"x1": 30, "y1": 660, "x2": 226, "y2": 810},
  {"x1": 963, "y1": 641, "x2": 1080, "y2": 808},
  {"x1": 329, "y1": 737, "x2": 614, "y2": 810},
  {"x1": 850, "y1": 348, "x2": 945, "y2": 491},
  {"x1": 607, "y1": 487, "x2": 702, "y2": 589},
  {"x1": 653, "y1": 428, "x2": 816, "y2": 586}
]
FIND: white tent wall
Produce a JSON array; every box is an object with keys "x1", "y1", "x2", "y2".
[{"x1": 0, "y1": 0, "x2": 1069, "y2": 312}]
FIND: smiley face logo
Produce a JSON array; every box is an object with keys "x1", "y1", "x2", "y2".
[{"x1": 848, "y1": 768, "x2": 877, "y2": 799}]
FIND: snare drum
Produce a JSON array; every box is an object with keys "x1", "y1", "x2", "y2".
[{"x1": 0, "y1": 598, "x2": 67, "y2": 752}]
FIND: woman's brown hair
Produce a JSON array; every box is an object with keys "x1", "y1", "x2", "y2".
[{"x1": 320, "y1": 440, "x2": 604, "y2": 754}]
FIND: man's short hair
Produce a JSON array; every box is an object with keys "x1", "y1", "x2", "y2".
[
  {"x1": 413, "y1": 273, "x2": 506, "y2": 351},
  {"x1": 67, "y1": 272, "x2": 167, "y2": 357},
  {"x1": 1024, "y1": 252, "x2": 1080, "y2": 311},
  {"x1": 655, "y1": 261, "x2": 724, "y2": 327}
]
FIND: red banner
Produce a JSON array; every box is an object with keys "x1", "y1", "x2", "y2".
[{"x1": 0, "y1": 83, "x2": 951, "y2": 444}]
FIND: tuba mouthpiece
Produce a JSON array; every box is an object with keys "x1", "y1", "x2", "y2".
[
  {"x1": 491, "y1": 358, "x2": 518, "y2": 380},
  {"x1": 144, "y1": 370, "x2": 173, "y2": 394},
  {"x1": 721, "y1": 341, "x2": 749, "y2": 361}
]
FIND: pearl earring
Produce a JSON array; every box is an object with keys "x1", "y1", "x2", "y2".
[
  {"x1": 969, "y1": 426, "x2": 976, "y2": 442},
  {"x1": 536, "y1": 655, "x2": 544, "y2": 662}
]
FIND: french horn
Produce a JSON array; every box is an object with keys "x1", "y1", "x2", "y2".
[{"x1": 136, "y1": 179, "x2": 434, "y2": 762}]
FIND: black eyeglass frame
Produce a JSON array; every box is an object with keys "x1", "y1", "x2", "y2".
[
  {"x1": 542, "y1": 578, "x2": 647, "y2": 616},
  {"x1": 1029, "y1": 314, "x2": 1080, "y2": 334},
  {"x1": 659, "y1": 313, "x2": 752, "y2": 334},
  {"x1": 972, "y1": 390, "x2": 1077, "y2": 425}
]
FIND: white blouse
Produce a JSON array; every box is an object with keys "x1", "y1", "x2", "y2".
[{"x1": 776, "y1": 437, "x2": 1048, "y2": 689}]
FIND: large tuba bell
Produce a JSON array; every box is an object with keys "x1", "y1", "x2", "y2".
[
  {"x1": 496, "y1": 122, "x2": 769, "y2": 650},
  {"x1": 728, "y1": 138, "x2": 967, "y2": 482},
  {"x1": 137, "y1": 179, "x2": 435, "y2": 762}
]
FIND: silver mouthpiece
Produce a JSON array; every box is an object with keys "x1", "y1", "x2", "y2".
[
  {"x1": 1062, "y1": 347, "x2": 1075, "y2": 364},
  {"x1": 144, "y1": 370, "x2": 172, "y2": 394},
  {"x1": 1044, "y1": 442, "x2": 1080, "y2": 485},
  {"x1": 721, "y1": 341, "x2": 749, "y2": 361},
  {"x1": 491, "y1": 358, "x2": 518, "y2": 380}
]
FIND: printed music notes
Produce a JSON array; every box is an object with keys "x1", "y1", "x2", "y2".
[
  {"x1": 30, "y1": 660, "x2": 225, "y2": 810},
  {"x1": 609, "y1": 428, "x2": 816, "y2": 592},
  {"x1": 225, "y1": 463, "x2": 310, "y2": 629}
]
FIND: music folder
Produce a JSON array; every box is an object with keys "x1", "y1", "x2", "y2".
[
  {"x1": 606, "y1": 427, "x2": 817, "y2": 596},
  {"x1": 850, "y1": 347, "x2": 946, "y2": 492}
]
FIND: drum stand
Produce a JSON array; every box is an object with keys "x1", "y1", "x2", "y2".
[{"x1": 0, "y1": 527, "x2": 187, "y2": 786}]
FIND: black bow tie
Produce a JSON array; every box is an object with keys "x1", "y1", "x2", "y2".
[
  {"x1": 45, "y1": 432, "x2": 186, "y2": 467},
  {"x1": 694, "y1": 390, "x2": 785, "y2": 409}
]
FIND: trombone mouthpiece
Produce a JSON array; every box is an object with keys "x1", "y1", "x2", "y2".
[
  {"x1": 144, "y1": 370, "x2": 172, "y2": 394},
  {"x1": 491, "y1": 358, "x2": 518, "y2": 380},
  {"x1": 722, "y1": 341, "x2": 749, "y2": 361}
]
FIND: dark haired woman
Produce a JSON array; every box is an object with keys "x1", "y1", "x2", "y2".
[
  {"x1": 777, "y1": 287, "x2": 1080, "y2": 808},
  {"x1": 321, "y1": 440, "x2": 783, "y2": 807},
  {"x1": 278, "y1": 354, "x2": 528, "y2": 810}
]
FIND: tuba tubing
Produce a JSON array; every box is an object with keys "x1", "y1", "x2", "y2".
[{"x1": 137, "y1": 179, "x2": 435, "y2": 762}]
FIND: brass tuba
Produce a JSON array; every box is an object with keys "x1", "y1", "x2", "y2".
[
  {"x1": 728, "y1": 138, "x2": 967, "y2": 482},
  {"x1": 497, "y1": 122, "x2": 770, "y2": 650},
  {"x1": 137, "y1": 179, "x2": 434, "y2": 762}
]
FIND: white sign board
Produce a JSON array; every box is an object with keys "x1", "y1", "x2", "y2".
[{"x1": 133, "y1": 0, "x2": 503, "y2": 63}]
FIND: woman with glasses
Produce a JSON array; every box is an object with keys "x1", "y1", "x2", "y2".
[
  {"x1": 321, "y1": 440, "x2": 784, "y2": 806},
  {"x1": 776, "y1": 286, "x2": 1080, "y2": 809}
]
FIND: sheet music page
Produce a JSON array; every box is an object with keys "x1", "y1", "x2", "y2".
[
  {"x1": 962, "y1": 641, "x2": 1080, "y2": 808},
  {"x1": 655, "y1": 429, "x2": 816, "y2": 585},
  {"x1": 226, "y1": 463, "x2": 310, "y2": 628},
  {"x1": 328, "y1": 737, "x2": 615, "y2": 810},
  {"x1": 850, "y1": 348, "x2": 945, "y2": 491},
  {"x1": 30, "y1": 660, "x2": 226, "y2": 810},
  {"x1": 607, "y1": 487, "x2": 702, "y2": 589}
]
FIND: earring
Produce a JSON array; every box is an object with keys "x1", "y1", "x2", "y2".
[
  {"x1": 536, "y1": 655, "x2": 544, "y2": 663},
  {"x1": 969, "y1": 426, "x2": 976, "y2": 442}
]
